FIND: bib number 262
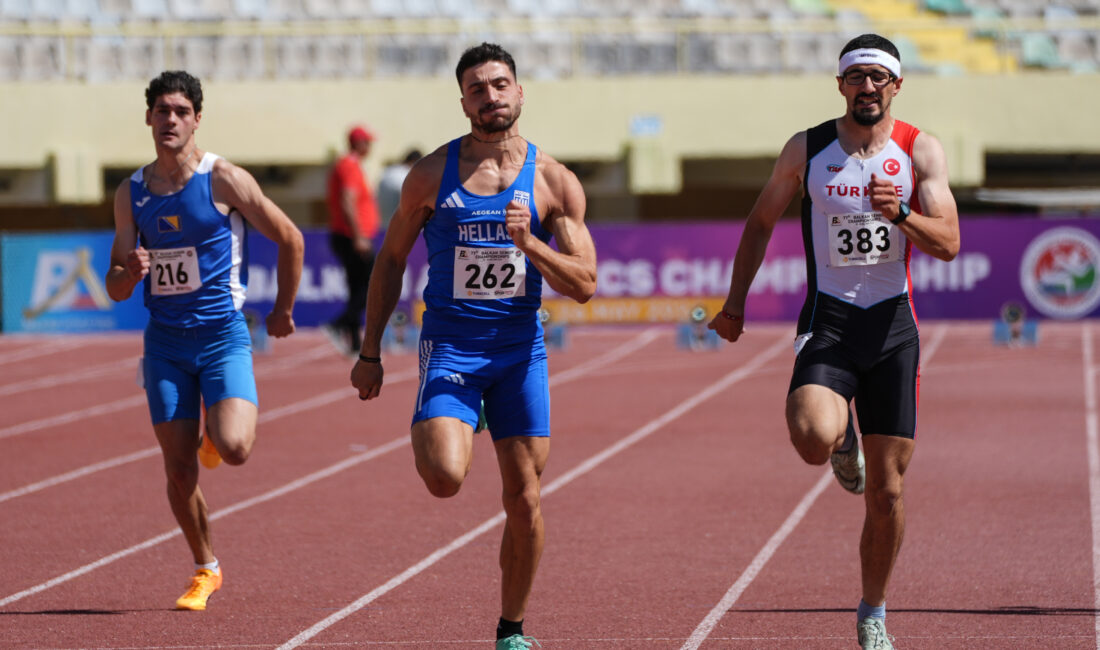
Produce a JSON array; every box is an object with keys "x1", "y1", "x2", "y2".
[{"x1": 453, "y1": 246, "x2": 526, "y2": 299}]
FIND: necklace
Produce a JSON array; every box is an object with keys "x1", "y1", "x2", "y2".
[
  {"x1": 144, "y1": 148, "x2": 196, "y2": 191},
  {"x1": 469, "y1": 132, "x2": 521, "y2": 144}
]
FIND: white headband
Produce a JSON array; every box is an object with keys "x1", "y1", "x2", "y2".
[{"x1": 838, "y1": 48, "x2": 901, "y2": 78}]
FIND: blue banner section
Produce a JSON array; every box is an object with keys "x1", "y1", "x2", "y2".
[
  {"x1": 0, "y1": 229, "x2": 377, "y2": 333},
  {"x1": 1, "y1": 232, "x2": 147, "y2": 333}
]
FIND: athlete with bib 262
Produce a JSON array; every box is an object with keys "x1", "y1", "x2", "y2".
[
  {"x1": 106, "y1": 70, "x2": 304, "y2": 612},
  {"x1": 349, "y1": 43, "x2": 597, "y2": 650},
  {"x1": 708, "y1": 34, "x2": 960, "y2": 650}
]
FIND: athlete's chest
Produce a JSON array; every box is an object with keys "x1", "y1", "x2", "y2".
[{"x1": 807, "y1": 141, "x2": 913, "y2": 209}]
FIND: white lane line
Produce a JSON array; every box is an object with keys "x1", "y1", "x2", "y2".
[
  {"x1": 0, "y1": 438, "x2": 409, "y2": 609},
  {"x1": 681, "y1": 470, "x2": 833, "y2": 650},
  {"x1": 0, "y1": 356, "x2": 140, "y2": 397},
  {"x1": 0, "y1": 394, "x2": 148, "y2": 441},
  {"x1": 681, "y1": 322, "x2": 952, "y2": 649},
  {"x1": 548, "y1": 327, "x2": 662, "y2": 387},
  {"x1": 0, "y1": 447, "x2": 161, "y2": 505},
  {"x1": 0, "y1": 329, "x2": 661, "y2": 607},
  {"x1": 0, "y1": 339, "x2": 87, "y2": 365},
  {"x1": 1082, "y1": 322, "x2": 1100, "y2": 647},
  {"x1": 276, "y1": 335, "x2": 791, "y2": 650},
  {"x1": 0, "y1": 344, "x2": 335, "y2": 440}
]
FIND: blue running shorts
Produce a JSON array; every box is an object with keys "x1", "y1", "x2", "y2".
[
  {"x1": 413, "y1": 335, "x2": 550, "y2": 440},
  {"x1": 142, "y1": 312, "x2": 258, "y2": 425}
]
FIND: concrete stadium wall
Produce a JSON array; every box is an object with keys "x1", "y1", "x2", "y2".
[{"x1": 1, "y1": 72, "x2": 1096, "y2": 203}]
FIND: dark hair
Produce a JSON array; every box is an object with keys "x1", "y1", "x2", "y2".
[
  {"x1": 403, "y1": 148, "x2": 423, "y2": 164},
  {"x1": 144, "y1": 70, "x2": 203, "y2": 113},
  {"x1": 455, "y1": 42, "x2": 517, "y2": 87},
  {"x1": 839, "y1": 34, "x2": 900, "y2": 63}
]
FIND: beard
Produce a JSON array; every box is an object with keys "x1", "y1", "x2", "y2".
[
  {"x1": 473, "y1": 103, "x2": 521, "y2": 134},
  {"x1": 852, "y1": 95, "x2": 886, "y2": 126}
]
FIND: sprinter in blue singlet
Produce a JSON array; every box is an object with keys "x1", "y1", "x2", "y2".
[
  {"x1": 350, "y1": 44, "x2": 597, "y2": 650},
  {"x1": 106, "y1": 71, "x2": 303, "y2": 612}
]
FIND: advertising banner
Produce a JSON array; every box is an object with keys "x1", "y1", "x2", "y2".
[{"x1": 4, "y1": 217, "x2": 1100, "y2": 332}]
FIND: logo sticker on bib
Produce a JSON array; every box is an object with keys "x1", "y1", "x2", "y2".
[
  {"x1": 453, "y1": 246, "x2": 526, "y2": 299},
  {"x1": 827, "y1": 212, "x2": 903, "y2": 267}
]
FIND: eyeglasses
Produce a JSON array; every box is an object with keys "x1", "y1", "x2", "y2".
[{"x1": 841, "y1": 70, "x2": 895, "y2": 87}]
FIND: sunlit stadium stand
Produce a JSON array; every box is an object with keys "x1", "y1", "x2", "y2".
[{"x1": 0, "y1": 0, "x2": 1098, "y2": 225}]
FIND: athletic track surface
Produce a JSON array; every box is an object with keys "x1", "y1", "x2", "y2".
[{"x1": 0, "y1": 321, "x2": 1096, "y2": 649}]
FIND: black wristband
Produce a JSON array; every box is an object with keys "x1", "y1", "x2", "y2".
[{"x1": 358, "y1": 354, "x2": 381, "y2": 363}]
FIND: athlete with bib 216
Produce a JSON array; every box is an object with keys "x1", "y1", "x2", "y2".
[
  {"x1": 708, "y1": 34, "x2": 959, "y2": 650},
  {"x1": 106, "y1": 70, "x2": 304, "y2": 612},
  {"x1": 350, "y1": 43, "x2": 597, "y2": 650}
]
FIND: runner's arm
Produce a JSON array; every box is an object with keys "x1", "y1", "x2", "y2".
[
  {"x1": 105, "y1": 180, "x2": 148, "y2": 302},
  {"x1": 897, "y1": 132, "x2": 960, "y2": 261},
  {"x1": 213, "y1": 160, "x2": 304, "y2": 336},
  {"x1": 510, "y1": 161, "x2": 597, "y2": 303},
  {"x1": 711, "y1": 132, "x2": 806, "y2": 339}
]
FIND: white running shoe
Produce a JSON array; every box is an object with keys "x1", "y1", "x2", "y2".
[
  {"x1": 830, "y1": 442, "x2": 865, "y2": 494},
  {"x1": 857, "y1": 616, "x2": 895, "y2": 650}
]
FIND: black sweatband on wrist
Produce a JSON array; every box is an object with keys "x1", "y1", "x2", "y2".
[{"x1": 358, "y1": 354, "x2": 381, "y2": 363}]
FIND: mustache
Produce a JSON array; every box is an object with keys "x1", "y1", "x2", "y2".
[
  {"x1": 480, "y1": 102, "x2": 508, "y2": 113},
  {"x1": 856, "y1": 93, "x2": 880, "y2": 103}
]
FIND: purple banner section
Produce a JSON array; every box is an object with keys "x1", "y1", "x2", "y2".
[{"x1": 242, "y1": 218, "x2": 1100, "y2": 327}]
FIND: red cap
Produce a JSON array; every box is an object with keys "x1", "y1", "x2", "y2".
[{"x1": 348, "y1": 125, "x2": 375, "y2": 144}]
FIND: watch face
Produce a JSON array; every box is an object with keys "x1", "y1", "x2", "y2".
[{"x1": 899, "y1": 202, "x2": 910, "y2": 217}]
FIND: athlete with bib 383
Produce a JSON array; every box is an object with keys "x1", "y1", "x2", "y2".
[
  {"x1": 349, "y1": 43, "x2": 597, "y2": 650},
  {"x1": 106, "y1": 70, "x2": 303, "y2": 613},
  {"x1": 708, "y1": 34, "x2": 960, "y2": 650}
]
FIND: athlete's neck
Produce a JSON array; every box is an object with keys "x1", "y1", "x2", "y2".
[
  {"x1": 836, "y1": 115, "x2": 894, "y2": 160},
  {"x1": 146, "y1": 145, "x2": 201, "y2": 192}
]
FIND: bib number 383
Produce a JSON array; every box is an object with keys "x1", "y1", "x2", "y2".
[
  {"x1": 453, "y1": 246, "x2": 526, "y2": 299},
  {"x1": 827, "y1": 212, "x2": 902, "y2": 267},
  {"x1": 150, "y1": 246, "x2": 202, "y2": 295}
]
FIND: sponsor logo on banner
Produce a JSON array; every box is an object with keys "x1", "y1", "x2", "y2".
[{"x1": 1020, "y1": 226, "x2": 1100, "y2": 319}]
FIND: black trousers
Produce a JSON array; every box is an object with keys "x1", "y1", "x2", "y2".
[{"x1": 329, "y1": 232, "x2": 375, "y2": 347}]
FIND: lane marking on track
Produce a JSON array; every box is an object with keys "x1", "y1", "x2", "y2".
[
  {"x1": 276, "y1": 335, "x2": 790, "y2": 650},
  {"x1": 1081, "y1": 322, "x2": 1100, "y2": 647},
  {"x1": 680, "y1": 322, "x2": 950, "y2": 650},
  {"x1": 0, "y1": 356, "x2": 140, "y2": 397},
  {"x1": 0, "y1": 344, "x2": 335, "y2": 439},
  {"x1": 0, "y1": 329, "x2": 661, "y2": 608},
  {"x1": 0, "y1": 338, "x2": 87, "y2": 366}
]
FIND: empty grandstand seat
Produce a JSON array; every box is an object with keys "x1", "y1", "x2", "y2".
[
  {"x1": 923, "y1": 0, "x2": 970, "y2": 14},
  {"x1": 1020, "y1": 32, "x2": 1064, "y2": 68}
]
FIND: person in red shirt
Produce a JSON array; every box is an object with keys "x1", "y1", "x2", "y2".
[{"x1": 324, "y1": 125, "x2": 380, "y2": 355}]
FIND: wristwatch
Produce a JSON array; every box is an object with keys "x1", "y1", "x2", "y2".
[{"x1": 891, "y1": 201, "x2": 911, "y2": 225}]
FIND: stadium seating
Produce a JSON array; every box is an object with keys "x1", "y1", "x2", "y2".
[{"x1": 0, "y1": 0, "x2": 1097, "y2": 80}]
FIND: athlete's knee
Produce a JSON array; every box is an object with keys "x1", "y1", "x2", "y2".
[
  {"x1": 163, "y1": 459, "x2": 199, "y2": 496},
  {"x1": 219, "y1": 437, "x2": 252, "y2": 466},
  {"x1": 787, "y1": 424, "x2": 832, "y2": 465},
  {"x1": 417, "y1": 463, "x2": 467, "y2": 498},
  {"x1": 501, "y1": 484, "x2": 541, "y2": 530},
  {"x1": 865, "y1": 480, "x2": 904, "y2": 518}
]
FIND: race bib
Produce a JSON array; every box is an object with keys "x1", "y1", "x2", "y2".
[
  {"x1": 827, "y1": 212, "x2": 902, "y2": 267},
  {"x1": 453, "y1": 246, "x2": 526, "y2": 299},
  {"x1": 149, "y1": 246, "x2": 202, "y2": 295}
]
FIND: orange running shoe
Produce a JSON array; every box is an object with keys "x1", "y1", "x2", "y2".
[
  {"x1": 175, "y1": 568, "x2": 222, "y2": 611},
  {"x1": 198, "y1": 407, "x2": 222, "y2": 469}
]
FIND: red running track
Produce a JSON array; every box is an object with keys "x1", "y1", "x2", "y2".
[{"x1": 0, "y1": 321, "x2": 1097, "y2": 649}]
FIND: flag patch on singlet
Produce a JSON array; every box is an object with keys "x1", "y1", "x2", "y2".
[
  {"x1": 441, "y1": 191, "x2": 465, "y2": 209},
  {"x1": 158, "y1": 215, "x2": 181, "y2": 232},
  {"x1": 512, "y1": 189, "x2": 530, "y2": 208}
]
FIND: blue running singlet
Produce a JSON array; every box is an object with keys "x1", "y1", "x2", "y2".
[
  {"x1": 421, "y1": 138, "x2": 551, "y2": 338},
  {"x1": 130, "y1": 152, "x2": 249, "y2": 328}
]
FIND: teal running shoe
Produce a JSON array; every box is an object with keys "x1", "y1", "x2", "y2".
[{"x1": 496, "y1": 635, "x2": 540, "y2": 650}]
